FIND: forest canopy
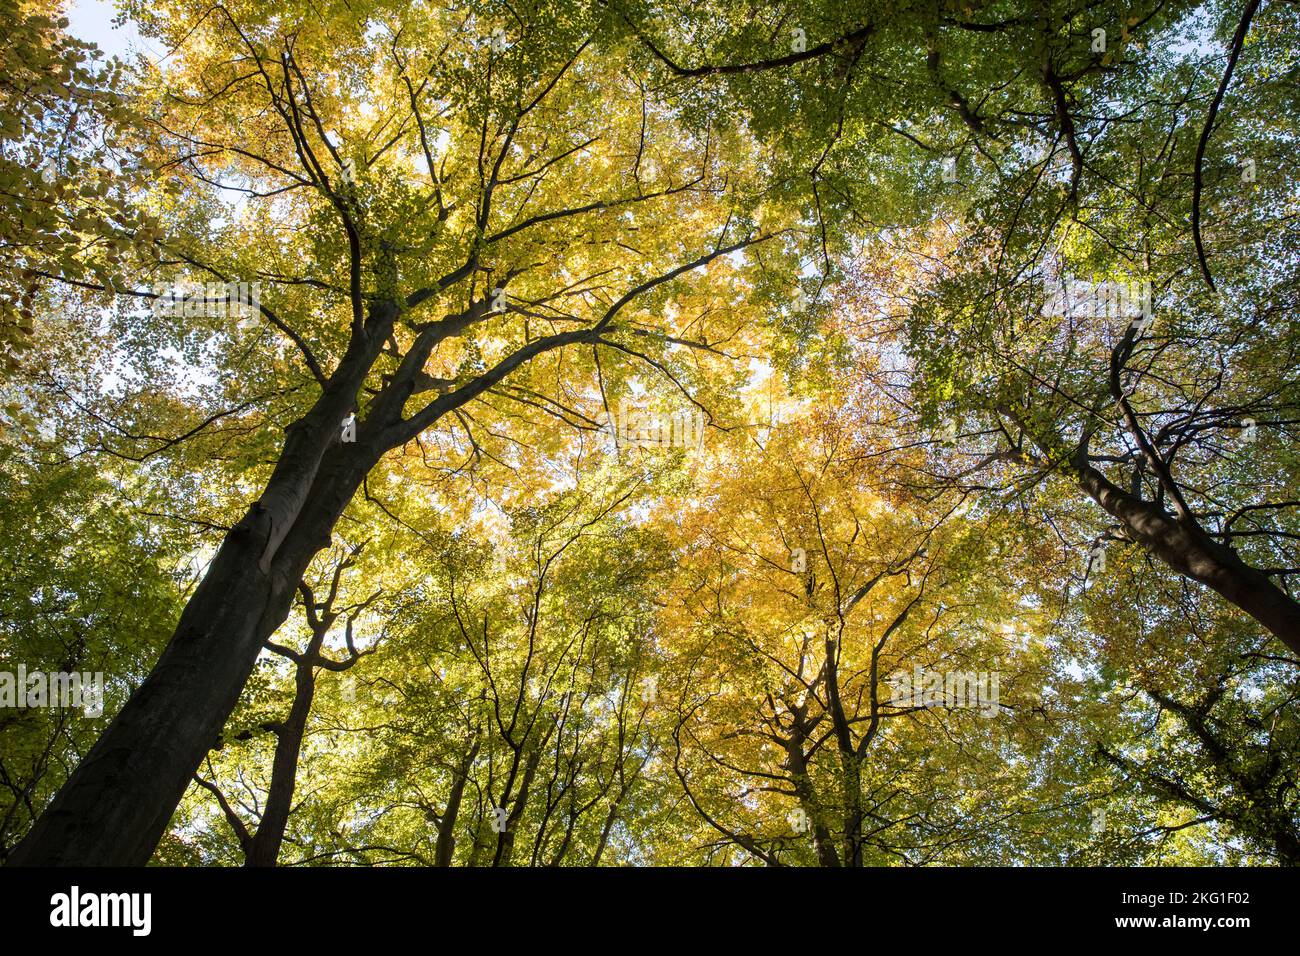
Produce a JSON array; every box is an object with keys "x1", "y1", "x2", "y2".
[{"x1": 1, "y1": 0, "x2": 1298, "y2": 868}]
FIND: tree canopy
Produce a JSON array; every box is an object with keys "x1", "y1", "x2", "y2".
[{"x1": 1, "y1": 0, "x2": 1298, "y2": 867}]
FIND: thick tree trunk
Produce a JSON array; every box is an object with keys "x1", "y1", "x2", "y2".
[
  {"x1": 1075, "y1": 461, "x2": 1300, "y2": 657},
  {"x1": 8, "y1": 381, "x2": 379, "y2": 865},
  {"x1": 7, "y1": 537, "x2": 292, "y2": 865}
]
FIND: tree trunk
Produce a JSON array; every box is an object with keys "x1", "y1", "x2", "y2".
[
  {"x1": 244, "y1": 643, "x2": 322, "y2": 867},
  {"x1": 492, "y1": 736, "x2": 547, "y2": 867},
  {"x1": 840, "y1": 756, "x2": 865, "y2": 868},
  {"x1": 435, "y1": 738, "x2": 479, "y2": 867},
  {"x1": 8, "y1": 370, "x2": 381, "y2": 865},
  {"x1": 782, "y1": 731, "x2": 839, "y2": 867},
  {"x1": 1075, "y1": 460, "x2": 1300, "y2": 657}
]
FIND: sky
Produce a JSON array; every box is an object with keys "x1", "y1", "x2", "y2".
[{"x1": 66, "y1": 0, "x2": 166, "y2": 64}]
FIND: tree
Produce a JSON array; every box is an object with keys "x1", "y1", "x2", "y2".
[
  {"x1": 10, "y1": 0, "x2": 794, "y2": 864},
  {"x1": 655, "y1": 414, "x2": 1063, "y2": 865}
]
